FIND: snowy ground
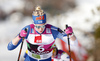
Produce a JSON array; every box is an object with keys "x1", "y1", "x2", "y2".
[
  {"x1": 0, "y1": 41, "x2": 27, "y2": 61},
  {"x1": 0, "y1": 0, "x2": 100, "y2": 61}
]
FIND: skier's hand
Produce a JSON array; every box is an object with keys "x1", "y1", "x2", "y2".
[
  {"x1": 18, "y1": 29, "x2": 27, "y2": 39},
  {"x1": 64, "y1": 26, "x2": 73, "y2": 35}
]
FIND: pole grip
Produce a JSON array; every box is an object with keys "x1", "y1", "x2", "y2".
[
  {"x1": 25, "y1": 28, "x2": 27, "y2": 32},
  {"x1": 66, "y1": 24, "x2": 68, "y2": 29}
]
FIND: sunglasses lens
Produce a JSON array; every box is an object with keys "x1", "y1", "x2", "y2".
[
  {"x1": 35, "y1": 26, "x2": 40, "y2": 29},
  {"x1": 42, "y1": 25, "x2": 45, "y2": 28},
  {"x1": 35, "y1": 25, "x2": 45, "y2": 29}
]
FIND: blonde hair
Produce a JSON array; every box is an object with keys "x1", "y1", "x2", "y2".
[{"x1": 32, "y1": 6, "x2": 44, "y2": 16}]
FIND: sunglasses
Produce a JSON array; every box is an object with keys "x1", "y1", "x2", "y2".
[{"x1": 35, "y1": 25, "x2": 45, "y2": 29}]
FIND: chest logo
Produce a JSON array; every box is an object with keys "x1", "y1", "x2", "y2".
[
  {"x1": 46, "y1": 28, "x2": 51, "y2": 33},
  {"x1": 34, "y1": 36, "x2": 42, "y2": 43}
]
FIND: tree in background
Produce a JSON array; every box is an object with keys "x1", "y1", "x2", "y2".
[
  {"x1": 93, "y1": 22, "x2": 100, "y2": 61},
  {"x1": 0, "y1": 0, "x2": 76, "y2": 21},
  {"x1": 23, "y1": 0, "x2": 76, "y2": 16}
]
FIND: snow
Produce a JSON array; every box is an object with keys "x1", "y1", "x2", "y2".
[
  {"x1": 0, "y1": 0, "x2": 25, "y2": 14},
  {"x1": 0, "y1": 41, "x2": 27, "y2": 61},
  {"x1": 47, "y1": 0, "x2": 100, "y2": 49},
  {"x1": 0, "y1": 0, "x2": 100, "y2": 61}
]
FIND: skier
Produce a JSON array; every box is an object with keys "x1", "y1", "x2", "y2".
[
  {"x1": 7, "y1": 6, "x2": 78, "y2": 61},
  {"x1": 52, "y1": 46, "x2": 73, "y2": 61}
]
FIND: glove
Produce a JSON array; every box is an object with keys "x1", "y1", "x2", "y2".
[
  {"x1": 18, "y1": 29, "x2": 27, "y2": 39},
  {"x1": 65, "y1": 26, "x2": 73, "y2": 35}
]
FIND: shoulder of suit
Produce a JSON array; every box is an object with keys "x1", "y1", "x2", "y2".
[
  {"x1": 46, "y1": 24, "x2": 58, "y2": 31},
  {"x1": 46, "y1": 24, "x2": 64, "y2": 33}
]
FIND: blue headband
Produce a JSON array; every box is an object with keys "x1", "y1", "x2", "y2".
[{"x1": 32, "y1": 14, "x2": 46, "y2": 24}]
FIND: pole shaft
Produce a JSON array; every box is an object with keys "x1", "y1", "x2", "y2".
[
  {"x1": 17, "y1": 38, "x2": 24, "y2": 61},
  {"x1": 66, "y1": 24, "x2": 71, "y2": 61},
  {"x1": 68, "y1": 35, "x2": 71, "y2": 61}
]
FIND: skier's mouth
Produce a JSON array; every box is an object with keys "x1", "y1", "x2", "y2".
[{"x1": 40, "y1": 31, "x2": 43, "y2": 33}]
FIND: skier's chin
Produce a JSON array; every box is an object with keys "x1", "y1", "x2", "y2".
[{"x1": 39, "y1": 31, "x2": 43, "y2": 33}]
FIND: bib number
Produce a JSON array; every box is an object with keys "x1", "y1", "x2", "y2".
[{"x1": 38, "y1": 46, "x2": 45, "y2": 52}]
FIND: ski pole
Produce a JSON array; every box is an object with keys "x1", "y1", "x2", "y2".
[
  {"x1": 17, "y1": 28, "x2": 27, "y2": 61},
  {"x1": 66, "y1": 24, "x2": 71, "y2": 61},
  {"x1": 17, "y1": 38, "x2": 24, "y2": 61}
]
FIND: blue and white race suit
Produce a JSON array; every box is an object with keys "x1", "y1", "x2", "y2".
[{"x1": 7, "y1": 24, "x2": 78, "y2": 61}]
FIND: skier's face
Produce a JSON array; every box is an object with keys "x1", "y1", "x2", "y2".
[{"x1": 34, "y1": 23, "x2": 46, "y2": 33}]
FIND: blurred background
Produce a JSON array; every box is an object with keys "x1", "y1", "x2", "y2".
[{"x1": 0, "y1": 0, "x2": 100, "y2": 61}]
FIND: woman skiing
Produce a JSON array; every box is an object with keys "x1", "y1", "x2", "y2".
[
  {"x1": 7, "y1": 6, "x2": 78, "y2": 61},
  {"x1": 52, "y1": 46, "x2": 74, "y2": 61}
]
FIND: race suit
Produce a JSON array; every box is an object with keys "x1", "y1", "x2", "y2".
[{"x1": 7, "y1": 24, "x2": 78, "y2": 61}]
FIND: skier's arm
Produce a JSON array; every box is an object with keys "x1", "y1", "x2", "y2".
[
  {"x1": 7, "y1": 25, "x2": 29, "y2": 50},
  {"x1": 57, "y1": 28, "x2": 78, "y2": 46},
  {"x1": 12, "y1": 36, "x2": 21, "y2": 45},
  {"x1": 12, "y1": 28, "x2": 27, "y2": 45},
  {"x1": 68, "y1": 34, "x2": 76, "y2": 41},
  {"x1": 51, "y1": 25, "x2": 77, "y2": 46},
  {"x1": 7, "y1": 37, "x2": 22, "y2": 50},
  {"x1": 7, "y1": 31, "x2": 27, "y2": 50}
]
